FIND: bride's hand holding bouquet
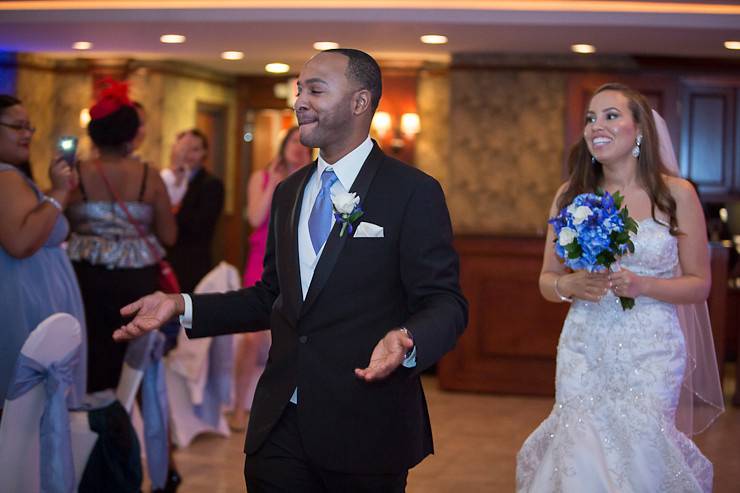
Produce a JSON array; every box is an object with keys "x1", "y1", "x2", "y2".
[{"x1": 549, "y1": 190, "x2": 639, "y2": 310}]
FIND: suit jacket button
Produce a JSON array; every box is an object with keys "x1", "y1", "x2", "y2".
[{"x1": 299, "y1": 336, "x2": 308, "y2": 344}]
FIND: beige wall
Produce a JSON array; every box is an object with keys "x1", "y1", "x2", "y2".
[
  {"x1": 417, "y1": 64, "x2": 566, "y2": 236},
  {"x1": 14, "y1": 57, "x2": 237, "y2": 212},
  {"x1": 17, "y1": 55, "x2": 92, "y2": 190},
  {"x1": 416, "y1": 68, "x2": 451, "y2": 194},
  {"x1": 129, "y1": 65, "x2": 238, "y2": 212}
]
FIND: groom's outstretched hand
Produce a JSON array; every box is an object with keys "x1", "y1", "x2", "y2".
[
  {"x1": 355, "y1": 328, "x2": 414, "y2": 382},
  {"x1": 113, "y1": 291, "x2": 184, "y2": 341}
]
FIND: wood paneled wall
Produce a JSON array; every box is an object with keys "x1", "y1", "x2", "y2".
[{"x1": 438, "y1": 236, "x2": 568, "y2": 396}]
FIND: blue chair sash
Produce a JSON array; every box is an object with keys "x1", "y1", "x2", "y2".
[
  {"x1": 7, "y1": 348, "x2": 80, "y2": 493},
  {"x1": 125, "y1": 333, "x2": 168, "y2": 489}
]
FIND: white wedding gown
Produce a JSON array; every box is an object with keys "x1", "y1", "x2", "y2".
[{"x1": 517, "y1": 219, "x2": 713, "y2": 493}]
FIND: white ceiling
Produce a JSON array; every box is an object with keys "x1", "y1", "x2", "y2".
[{"x1": 1, "y1": 1, "x2": 739, "y2": 74}]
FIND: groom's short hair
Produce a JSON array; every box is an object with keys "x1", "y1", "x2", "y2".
[{"x1": 326, "y1": 48, "x2": 382, "y2": 111}]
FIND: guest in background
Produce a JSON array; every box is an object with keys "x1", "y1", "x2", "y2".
[
  {"x1": 66, "y1": 80, "x2": 176, "y2": 394},
  {"x1": 0, "y1": 94, "x2": 87, "y2": 419},
  {"x1": 229, "y1": 126, "x2": 312, "y2": 431},
  {"x1": 163, "y1": 129, "x2": 224, "y2": 292}
]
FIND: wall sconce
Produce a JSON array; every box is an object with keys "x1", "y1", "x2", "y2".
[
  {"x1": 371, "y1": 111, "x2": 420, "y2": 154},
  {"x1": 400, "y1": 113, "x2": 420, "y2": 137},
  {"x1": 371, "y1": 111, "x2": 392, "y2": 137},
  {"x1": 79, "y1": 108, "x2": 91, "y2": 128}
]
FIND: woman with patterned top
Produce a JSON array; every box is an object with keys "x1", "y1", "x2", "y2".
[{"x1": 66, "y1": 80, "x2": 176, "y2": 393}]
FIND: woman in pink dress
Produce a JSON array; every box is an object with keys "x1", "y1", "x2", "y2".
[{"x1": 230, "y1": 126, "x2": 312, "y2": 431}]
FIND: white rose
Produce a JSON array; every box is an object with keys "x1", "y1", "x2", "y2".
[
  {"x1": 571, "y1": 206, "x2": 593, "y2": 225},
  {"x1": 331, "y1": 191, "x2": 360, "y2": 215},
  {"x1": 558, "y1": 227, "x2": 577, "y2": 247}
]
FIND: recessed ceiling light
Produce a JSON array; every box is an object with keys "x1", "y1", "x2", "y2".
[
  {"x1": 160, "y1": 34, "x2": 186, "y2": 44},
  {"x1": 72, "y1": 41, "x2": 92, "y2": 50},
  {"x1": 571, "y1": 44, "x2": 596, "y2": 54},
  {"x1": 420, "y1": 35, "x2": 448, "y2": 45},
  {"x1": 265, "y1": 63, "x2": 290, "y2": 74},
  {"x1": 221, "y1": 51, "x2": 244, "y2": 61},
  {"x1": 725, "y1": 41, "x2": 740, "y2": 50},
  {"x1": 313, "y1": 41, "x2": 340, "y2": 51}
]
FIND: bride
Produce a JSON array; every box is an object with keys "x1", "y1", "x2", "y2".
[{"x1": 516, "y1": 83, "x2": 724, "y2": 492}]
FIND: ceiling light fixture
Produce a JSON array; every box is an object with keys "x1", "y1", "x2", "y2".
[
  {"x1": 160, "y1": 34, "x2": 186, "y2": 44},
  {"x1": 571, "y1": 43, "x2": 596, "y2": 54},
  {"x1": 725, "y1": 41, "x2": 740, "y2": 50},
  {"x1": 221, "y1": 51, "x2": 244, "y2": 60},
  {"x1": 72, "y1": 41, "x2": 92, "y2": 50},
  {"x1": 313, "y1": 41, "x2": 340, "y2": 51},
  {"x1": 265, "y1": 63, "x2": 290, "y2": 74},
  {"x1": 420, "y1": 35, "x2": 448, "y2": 45}
]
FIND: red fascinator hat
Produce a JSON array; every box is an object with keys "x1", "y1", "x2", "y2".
[{"x1": 89, "y1": 77, "x2": 133, "y2": 120}]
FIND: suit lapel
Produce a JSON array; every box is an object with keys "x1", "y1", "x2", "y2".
[
  {"x1": 282, "y1": 162, "x2": 316, "y2": 320},
  {"x1": 300, "y1": 143, "x2": 384, "y2": 317}
]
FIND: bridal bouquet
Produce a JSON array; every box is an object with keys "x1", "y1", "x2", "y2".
[{"x1": 549, "y1": 190, "x2": 639, "y2": 310}]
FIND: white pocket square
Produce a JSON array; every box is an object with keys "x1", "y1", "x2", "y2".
[{"x1": 354, "y1": 221, "x2": 384, "y2": 238}]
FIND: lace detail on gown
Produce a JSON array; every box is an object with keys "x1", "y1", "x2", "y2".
[{"x1": 516, "y1": 219, "x2": 713, "y2": 493}]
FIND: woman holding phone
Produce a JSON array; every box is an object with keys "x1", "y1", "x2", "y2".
[{"x1": 0, "y1": 94, "x2": 87, "y2": 421}]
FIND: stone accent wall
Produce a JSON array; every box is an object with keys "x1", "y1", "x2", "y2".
[{"x1": 417, "y1": 63, "x2": 567, "y2": 235}]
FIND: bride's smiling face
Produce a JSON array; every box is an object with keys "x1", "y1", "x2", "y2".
[{"x1": 584, "y1": 90, "x2": 641, "y2": 165}]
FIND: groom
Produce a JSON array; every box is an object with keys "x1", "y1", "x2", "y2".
[{"x1": 114, "y1": 48, "x2": 467, "y2": 492}]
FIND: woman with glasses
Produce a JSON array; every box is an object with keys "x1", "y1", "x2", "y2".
[{"x1": 0, "y1": 94, "x2": 87, "y2": 421}]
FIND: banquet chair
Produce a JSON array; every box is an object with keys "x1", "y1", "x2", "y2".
[
  {"x1": 0, "y1": 313, "x2": 82, "y2": 493},
  {"x1": 166, "y1": 261, "x2": 238, "y2": 447},
  {"x1": 70, "y1": 329, "x2": 169, "y2": 491}
]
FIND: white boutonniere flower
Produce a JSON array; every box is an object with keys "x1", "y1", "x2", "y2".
[{"x1": 331, "y1": 191, "x2": 364, "y2": 237}]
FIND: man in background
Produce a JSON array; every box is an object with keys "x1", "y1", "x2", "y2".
[{"x1": 163, "y1": 129, "x2": 224, "y2": 292}]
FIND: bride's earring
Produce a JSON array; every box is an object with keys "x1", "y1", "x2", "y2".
[
  {"x1": 631, "y1": 134, "x2": 643, "y2": 158},
  {"x1": 591, "y1": 155, "x2": 597, "y2": 165}
]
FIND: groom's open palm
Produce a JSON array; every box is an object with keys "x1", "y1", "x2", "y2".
[
  {"x1": 355, "y1": 329, "x2": 414, "y2": 382},
  {"x1": 113, "y1": 292, "x2": 180, "y2": 341}
]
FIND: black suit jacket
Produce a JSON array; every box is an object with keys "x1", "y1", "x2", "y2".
[
  {"x1": 167, "y1": 168, "x2": 225, "y2": 293},
  {"x1": 189, "y1": 144, "x2": 467, "y2": 474}
]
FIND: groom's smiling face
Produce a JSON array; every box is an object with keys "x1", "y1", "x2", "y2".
[{"x1": 294, "y1": 52, "x2": 357, "y2": 152}]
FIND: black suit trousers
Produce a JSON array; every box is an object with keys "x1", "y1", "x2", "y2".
[{"x1": 244, "y1": 404, "x2": 408, "y2": 493}]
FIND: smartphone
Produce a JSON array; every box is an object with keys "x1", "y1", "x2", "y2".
[{"x1": 57, "y1": 136, "x2": 78, "y2": 167}]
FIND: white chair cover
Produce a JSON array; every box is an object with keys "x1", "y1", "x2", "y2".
[
  {"x1": 0, "y1": 313, "x2": 82, "y2": 493},
  {"x1": 166, "y1": 261, "x2": 239, "y2": 447}
]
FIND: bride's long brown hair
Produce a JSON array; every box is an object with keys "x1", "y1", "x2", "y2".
[{"x1": 557, "y1": 83, "x2": 679, "y2": 235}]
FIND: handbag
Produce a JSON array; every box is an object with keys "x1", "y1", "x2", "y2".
[{"x1": 95, "y1": 160, "x2": 181, "y2": 293}]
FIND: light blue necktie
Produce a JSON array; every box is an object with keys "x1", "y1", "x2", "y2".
[{"x1": 308, "y1": 168, "x2": 338, "y2": 253}]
